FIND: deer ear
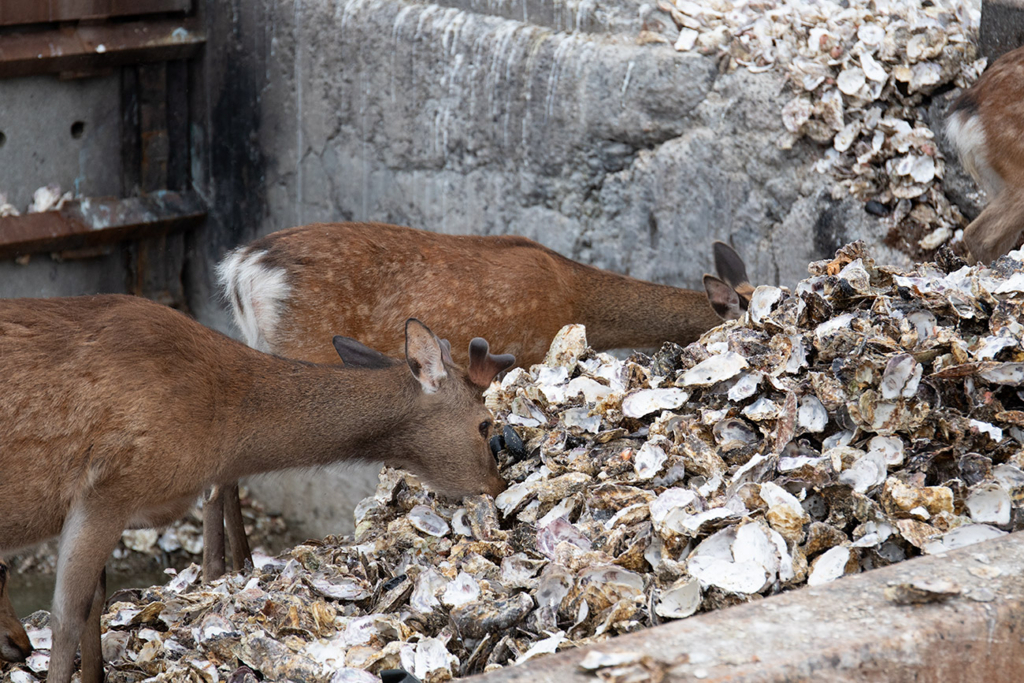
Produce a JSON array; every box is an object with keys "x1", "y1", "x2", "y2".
[
  {"x1": 439, "y1": 338, "x2": 454, "y2": 366},
  {"x1": 405, "y1": 319, "x2": 448, "y2": 393},
  {"x1": 713, "y1": 241, "x2": 749, "y2": 290},
  {"x1": 704, "y1": 274, "x2": 743, "y2": 321},
  {"x1": 332, "y1": 336, "x2": 398, "y2": 369}
]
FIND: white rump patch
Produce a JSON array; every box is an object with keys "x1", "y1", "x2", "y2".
[
  {"x1": 217, "y1": 248, "x2": 291, "y2": 352},
  {"x1": 946, "y1": 110, "x2": 1002, "y2": 197}
]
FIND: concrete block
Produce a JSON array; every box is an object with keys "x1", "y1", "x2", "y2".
[
  {"x1": 0, "y1": 73, "x2": 122, "y2": 211},
  {"x1": 476, "y1": 532, "x2": 1024, "y2": 683},
  {"x1": 980, "y1": 0, "x2": 1024, "y2": 62}
]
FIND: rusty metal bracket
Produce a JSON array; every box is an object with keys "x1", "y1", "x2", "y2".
[
  {"x1": 0, "y1": 191, "x2": 205, "y2": 259},
  {"x1": 0, "y1": 17, "x2": 204, "y2": 80}
]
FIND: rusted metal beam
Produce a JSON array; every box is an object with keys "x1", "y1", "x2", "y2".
[
  {"x1": 0, "y1": 1, "x2": 191, "y2": 27},
  {"x1": 0, "y1": 191, "x2": 205, "y2": 259},
  {"x1": 0, "y1": 17, "x2": 204, "y2": 80},
  {"x1": 475, "y1": 531, "x2": 1024, "y2": 683}
]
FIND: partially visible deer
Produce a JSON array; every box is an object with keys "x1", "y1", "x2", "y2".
[
  {"x1": 219, "y1": 223, "x2": 752, "y2": 367},
  {"x1": 945, "y1": 45, "x2": 1024, "y2": 264},
  {"x1": 0, "y1": 295, "x2": 512, "y2": 683},
  {"x1": 0, "y1": 558, "x2": 32, "y2": 664},
  {"x1": 206, "y1": 223, "x2": 754, "y2": 578}
]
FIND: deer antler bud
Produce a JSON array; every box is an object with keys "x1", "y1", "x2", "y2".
[{"x1": 468, "y1": 338, "x2": 515, "y2": 388}]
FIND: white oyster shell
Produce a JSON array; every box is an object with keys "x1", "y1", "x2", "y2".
[
  {"x1": 807, "y1": 546, "x2": 851, "y2": 586},
  {"x1": 681, "y1": 352, "x2": 748, "y2": 387},
  {"x1": 621, "y1": 388, "x2": 688, "y2": 418},
  {"x1": 634, "y1": 441, "x2": 668, "y2": 480},
  {"x1": 655, "y1": 577, "x2": 702, "y2": 619},
  {"x1": 966, "y1": 484, "x2": 1011, "y2": 526}
]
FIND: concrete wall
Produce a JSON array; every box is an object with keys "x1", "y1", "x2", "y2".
[
  {"x1": 0, "y1": 73, "x2": 132, "y2": 298},
  {"x1": 183, "y1": 0, "x2": 909, "y2": 540}
]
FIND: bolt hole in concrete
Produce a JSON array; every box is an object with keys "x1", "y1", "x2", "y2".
[
  {"x1": 0, "y1": 130, "x2": 6, "y2": 147},
  {"x1": 70, "y1": 120, "x2": 85, "y2": 139}
]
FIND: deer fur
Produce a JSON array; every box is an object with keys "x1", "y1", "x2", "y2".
[
  {"x1": 0, "y1": 559, "x2": 32, "y2": 664},
  {"x1": 946, "y1": 45, "x2": 1024, "y2": 263},
  {"x1": 0, "y1": 294, "x2": 510, "y2": 683},
  {"x1": 219, "y1": 223, "x2": 751, "y2": 369}
]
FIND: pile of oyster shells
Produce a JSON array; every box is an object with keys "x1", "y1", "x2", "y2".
[
  {"x1": 7, "y1": 488, "x2": 287, "y2": 578},
  {"x1": 658, "y1": 0, "x2": 985, "y2": 254},
  {"x1": 5, "y1": 243, "x2": 1024, "y2": 683}
]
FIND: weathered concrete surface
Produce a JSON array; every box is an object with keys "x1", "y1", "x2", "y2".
[
  {"x1": 0, "y1": 251, "x2": 129, "y2": 299},
  {"x1": 0, "y1": 73, "x2": 122, "y2": 211},
  {"x1": 0, "y1": 73, "x2": 132, "y2": 301},
  {"x1": 249, "y1": 0, "x2": 904, "y2": 291},
  {"x1": 430, "y1": 0, "x2": 678, "y2": 39},
  {"x1": 476, "y1": 532, "x2": 1024, "y2": 683},
  {"x1": 980, "y1": 0, "x2": 1024, "y2": 61}
]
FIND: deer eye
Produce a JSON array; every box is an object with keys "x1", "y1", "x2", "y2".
[{"x1": 479, "y1": 420, "x2": 492, "y2": 438}]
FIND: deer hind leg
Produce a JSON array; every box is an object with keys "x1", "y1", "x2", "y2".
[
  {"x1": 202, "y1": 485, "x2": 226, "y2": 582},
  {"x1": 78, "y1": 568, "x2": 106, "y2": 683},
  {"x1": 224, "y1": 483, "x2": 253, "y2": 572},
  {"x1": 0, "y1": 557, "x2": 31, "y2": 663},
  {"x1": 49, "y1": 505, "x2": 123, "y2": 683},
  {"x1": 964, "y1": 188, "x2": 1024, "y2": 265}
]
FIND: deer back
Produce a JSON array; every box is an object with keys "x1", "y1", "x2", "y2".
[{"x1": 219, "y1": 223, "x2": 750, "y2": 367}]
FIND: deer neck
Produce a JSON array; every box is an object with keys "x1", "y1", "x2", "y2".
[
  {"x1": 218, "y1": 358, "x2": 415, "y2": 480},
  {"x1": 570, "y1": 266, "x2": 722, "y2": 351}
]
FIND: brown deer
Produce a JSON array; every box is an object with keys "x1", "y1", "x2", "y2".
[
  {"x1": 0, "y1": 294, "x2": 512, "y2": 683},
  {"x1": 219, "y1": 223, "x2": 752, "y2": 367},
  {"x1": 0, "y1": 559, "x2": 32, "y2": 664},
  {"x1": 946, "y1": 45, "x2": 1024, "y2": 264},
  {"x1": 205, "y1": 223, "x2": 754, "y2": 578}
]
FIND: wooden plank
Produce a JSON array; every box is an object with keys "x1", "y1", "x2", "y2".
[
  {"x1": 109, "y1": 0, "x2": 190, "y2": 17},
  {"x1": 166, "y1": 60, "x2": 190, "y2": 192},
  {"x1": 0, "y1": 0, "x2": 190, "y2": 26},
  {"x1": 0, "y1": 191, "x2": 205, "y2": 259},
  {"x1": 53, "y1": 0, "x2": 109, "y2": 21},
  {"x1": 0, "y1": 18, "x2": 204, "y2": 79},
  {"x1": 139, "y1": 62, "x2": 169, "y2": 193},
  {"x1": 121, "y1": 65, "x2": 142, "y2": 197}
]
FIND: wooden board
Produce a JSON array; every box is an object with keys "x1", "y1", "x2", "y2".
[
  {"x1": 0, "y1": 0, "x2": 190, "y2": 26},
  {"x1": 0, "y1": 17, "x2": 204, "y2": 79}
]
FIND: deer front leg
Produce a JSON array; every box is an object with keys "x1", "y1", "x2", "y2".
[
  {"x1": 79, "y1": 568, "x2": 106, "y2": 683},
  {"x1": 203, "y1": 485, "x2": 226, "y2": 582},
  {"x1": 49, "y1": 506, "x2": 123, "y2": 683},
  {"x1": 964, "y1": 188, "x2": 1024, "y2": 265},
  {"x1": 224, "y1": 483, "x2": 253, "y2": 572}
]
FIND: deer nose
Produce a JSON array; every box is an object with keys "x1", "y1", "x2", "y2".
[{"x1": 485, "y1": 476, "x2": 507, "y2": 497}]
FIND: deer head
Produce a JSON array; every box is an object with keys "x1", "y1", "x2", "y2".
[{"x1": 333, "y1": 319, "x2": 514, "y2": 497}]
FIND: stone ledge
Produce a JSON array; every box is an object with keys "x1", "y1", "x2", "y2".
[
  {"x1": 426, "y1": 0, "x2": 660, "y2": 37},
  {"x1": 474, "y1": 532, "x2": 1024, "y2": 683}
]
